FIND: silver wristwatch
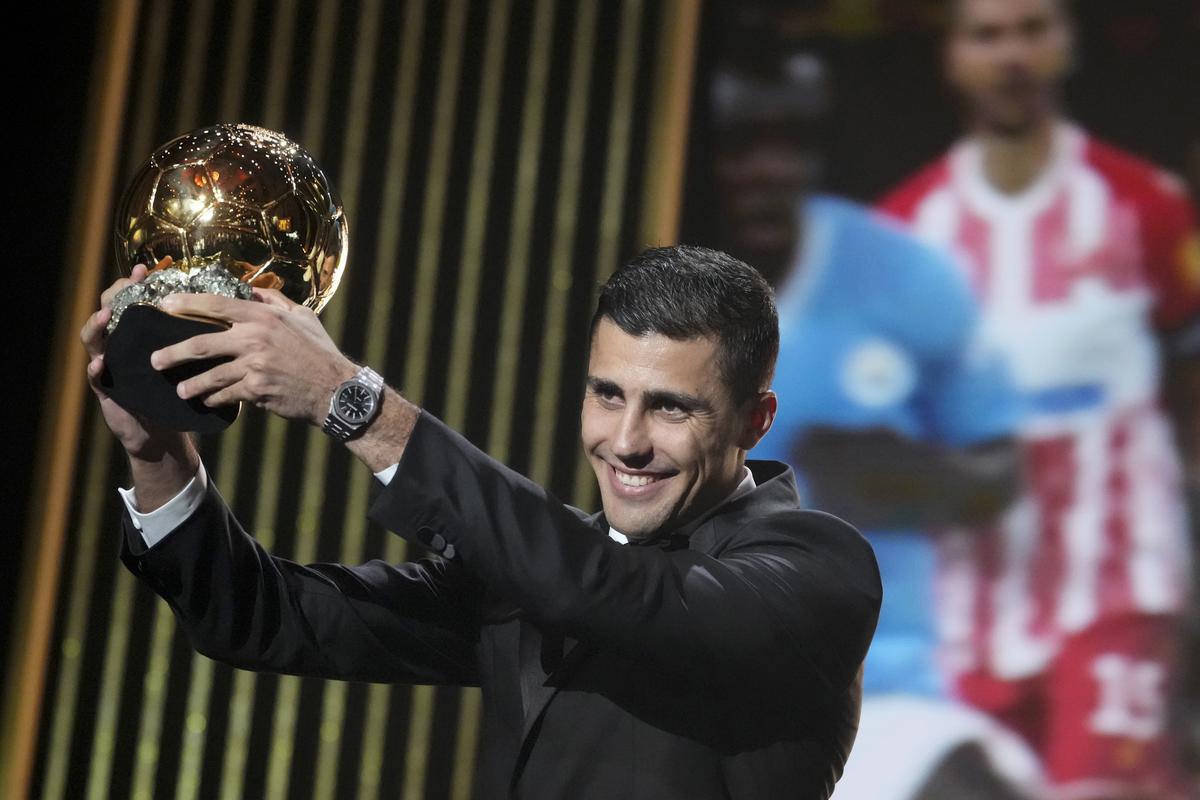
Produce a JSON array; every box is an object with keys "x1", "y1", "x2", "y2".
[{"x1": 323, "y1": 366, "x2": 384, "y2": 441}]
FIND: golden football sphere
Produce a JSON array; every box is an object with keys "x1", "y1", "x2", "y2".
[{"x1": 113, "y1": 123, "x2": 348, "y2": 312}]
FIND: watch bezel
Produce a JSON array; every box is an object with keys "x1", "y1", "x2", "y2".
[{"x1": 323, "y1": 366, "x2": 384, "y2": 440}]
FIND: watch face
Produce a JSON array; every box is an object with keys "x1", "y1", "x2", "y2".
[{"x1": 336, "y1": 384, "x2": 376, "y2": 423}]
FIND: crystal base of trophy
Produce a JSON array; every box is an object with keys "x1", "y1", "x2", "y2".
[{"x1": 101, "y1": 304, "x2": 240, "y2": 433}]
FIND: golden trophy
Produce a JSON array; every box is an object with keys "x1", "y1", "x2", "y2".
[{"x1": 102, "y1": 123, "x2": 348, "y2": 432}]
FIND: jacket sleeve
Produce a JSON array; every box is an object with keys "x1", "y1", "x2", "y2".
[
  {"x1": 370, "y1": 413, "x2": 881, "y2": 697},
  {"x1": 120, "y1": 481, "x2": 481, "y2": 686}
]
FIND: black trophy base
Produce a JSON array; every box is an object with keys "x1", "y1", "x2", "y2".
[{"x1": 101, "y1": 304, "x2": 240, "y2": 433}]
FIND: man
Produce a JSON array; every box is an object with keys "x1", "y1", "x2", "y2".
[
  {"x1": 880, "y1": 1, "x2": 1200, "y2": 797},
  {"x1": 81, "y1": 246, "x2": 881, "y2": 799},
  {"x1": 708, "y1": 54, "x2": 1038, "y2": 799}
]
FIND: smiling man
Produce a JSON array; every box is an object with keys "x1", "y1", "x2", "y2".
[{"x1": 82, "y1": 244, "x2": 881, "y2": 799}]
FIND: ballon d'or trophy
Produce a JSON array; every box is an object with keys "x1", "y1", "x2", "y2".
[{"x1": 102, "y1": 123, "x2": 348, "y2": 433}]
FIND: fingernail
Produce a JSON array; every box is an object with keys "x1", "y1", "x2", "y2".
[
  {"x1": 150, "y1": 351, "x2": 162, "y2": 368},
  {"x1": 161, "y1": 295, "x2": 178, "y2": 310},
  {"x1": 177, "y1": 382, "x2": 188, "y2": 399}
]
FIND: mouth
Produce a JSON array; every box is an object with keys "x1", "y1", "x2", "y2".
[{"x1": 606, "y1": 463, "x2": 674, "y2": 498}]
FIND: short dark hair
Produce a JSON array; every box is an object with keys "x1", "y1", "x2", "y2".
[
  {"x1": 590, "y1": 245, "x2": 779, "y2": 405},
  {"x1": 946, "y1": 0, "x2": 1069, "y2": 30}
]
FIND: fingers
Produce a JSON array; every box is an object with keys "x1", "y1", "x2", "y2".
[
  {"x1": 99, "y1": 263, "x2": 150, "y2": 308},
  {"x1": 80, "y1": 306, "x2": 113, "y2": 357},
  {"x1": 203, "y1": 382, "x2": 253, "y2": 409},
  {"x1": 85, "y1": 353, "x2": 108, "y2": 395},
  {"x1": 251, "y1": 287, "x2": 298, "y2": 310},
  {"x1": 175, "y1": 360, "x2": 245, "y2": 401},
  {"x1": 151, "y1": 331, "x2": 239, "y2": 370},
  {"x1": 160, "y1": 292, "x2": 276, "y2": 324}
]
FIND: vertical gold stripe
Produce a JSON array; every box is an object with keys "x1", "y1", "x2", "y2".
[
  {"x1": 216, "y1": 4, "x2": 304, "y2": 793},
  {"x1": 172, "y1": 660, "x2": 215, "y2": 800},
  {"x1": 355, "y1": 682, "x2": 396, "y2": 800},
  {"x1": 639, "y1": 0, "x2": 701, "y2": 247},
  {"x1": 35, "y1": 3, "x2": 170, "y2": 795},
  {"x1": 173, "y1": 0, "x2": 216, "y2": 133},
  {"x1": 0, "y1": 0, "x2": 140, "y2": 796},
  {"x1": 441, "y1": 2, "x2": 513, "y2": 790},
  {"x1": 39, "y1": 426, "x2": 114, "y2": 800},
  {"x1": 274, "y1": 0, "x2": 391, "y2": 792},
  {"x1": 218, "y1": 0, "x2": 333, "y2": 791},
  {"x1": 402, "y1": 685, "x2": 436, "y2": 800},
  {"x1": 351, "y1": 2, "x2": 428, "y2": 797},
  {"x1": 485, "y1": 0, "x2": 556, "y2": 460},
  {"x1": 528, "y1": 0, "x2": 599, "y2": 486},
  {"x1": 86, "y1": 1, "x2": 216, "y2": 794},
  {"x1": 262, "y1": 0, "x2": 363, "y2": 794},
  {"x1": 397, "y1": 0, "x2": 469, "y2": 793},
  {"x1": 129, "y1": 0, "x2": 266, "y2": 795},
  {"x1": 216, "y1": 0, "x2": 257, "y2": 122},
  {"x1": 129, "y1": 603, "x2": 171, "y2": 800},
  {"x1": 217, "y1": 415, "x2": 288, "y2": 798},
  {"x1": 570, "y1": 0, "x2": 645, "y2": 510},
  {"x1": 261, "y1": 0, "x2": 299, "y2": 131},
  {"x1": 448, "y1": 688, "x2": 482, "y2": 800},
  {"x1": 593, "y1": 0, "x2": 644, "y2": 286},
  {"x1": 442, "y1": 0, "x2": 511, "y2": 432},
  {"x1": 398, "y1": 0, "x2": 467, "y2": 406},
  {"x1": 83, "y1": 575, "x2": 137, "y2": 800},
  {"x1": 174, "y1": 4, "x2": 301, "y2": 795}
]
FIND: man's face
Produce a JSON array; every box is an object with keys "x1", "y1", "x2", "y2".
[
  {"x1": 581, "y1": 319, "x2": 767, "y2": 540},
  {"x1": 946, "y1": 0, "x2": 1071, "y2": 135},
  {"x1": 714, "y1": 127, "x2": 813, "y2": 286}
]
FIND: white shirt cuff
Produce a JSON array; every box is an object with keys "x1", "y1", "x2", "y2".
[
  {"x1": 374, "y1": 463, "x2": 399, "y2": 485},
  {"x1": 119, "y1": 461, "x2": 209, "y2": 548}
]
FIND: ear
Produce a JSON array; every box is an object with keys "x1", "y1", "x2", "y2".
[{"x1": 737, "y1": 390, "x2": 777, "y2": 451}]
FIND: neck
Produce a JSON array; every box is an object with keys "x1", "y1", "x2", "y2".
[{"x1": 974, "y1": 118, "x2": 1057, "y2": 195}]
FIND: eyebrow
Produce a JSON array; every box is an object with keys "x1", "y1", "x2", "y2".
[{"x1": 586, "y1": 376, "x2": 713, "y2": 413}]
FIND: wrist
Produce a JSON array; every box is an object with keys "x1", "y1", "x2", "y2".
[
  {"x1": 314, "y1": 356, "x2": 360, "y2": 427},
  {"x1": 344, "y1": 386, "x2": 419, "y2": 473},
  {"x1": 127, "y1": 436, "x2": 201, "y2": 513}
]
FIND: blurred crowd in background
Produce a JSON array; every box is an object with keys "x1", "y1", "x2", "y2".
[{"x1": 683, "y1": 1, "x2": 1200, "y2": 798}]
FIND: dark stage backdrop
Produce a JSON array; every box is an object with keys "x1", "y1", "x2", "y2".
[{"x1": 4, "y1": 1, "x2": 696, "y2": 798}]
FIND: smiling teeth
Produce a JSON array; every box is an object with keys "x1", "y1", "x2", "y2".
[{"x1": 616, "y1": 470, "x2": 657, "y2": 487}]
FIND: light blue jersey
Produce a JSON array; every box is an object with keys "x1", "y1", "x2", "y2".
[{"x1": 752, "y1": 195, "x2": 1018, "y2": 697}]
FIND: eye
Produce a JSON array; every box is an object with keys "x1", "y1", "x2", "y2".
[
  {"x1": 653, "y1": 400, "x2": 689, "y2": 420},
  {"x1": 590, "y1": 385, "x2": 623, "y2": 408}
]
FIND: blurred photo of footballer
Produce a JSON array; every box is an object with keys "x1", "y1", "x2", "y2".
[{"x1": 881, "y1": 1, "x2": 1200, "y2": 798}]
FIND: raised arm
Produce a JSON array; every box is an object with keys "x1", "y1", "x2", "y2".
[
  {"x1": 370, "y1": 413, "x2": 881, "y2": 698},
  {"x1": 119, "y1": 480, "x2": 481, "y2": 685},
  {"x1": 84, "y1": 274, "x2": 480, "y2": 686}
]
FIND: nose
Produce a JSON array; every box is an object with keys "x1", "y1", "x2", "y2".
[{"x1": 611, "y1": 407, "x2": 652, "y2": 468}]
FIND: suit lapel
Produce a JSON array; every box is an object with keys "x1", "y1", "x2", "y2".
[
  {"x1": 510, "y1": 464, "x2": 798, "y2": 783},
  {"x1": 517, "y1": 620, "x2": 590, "y2": 743}
]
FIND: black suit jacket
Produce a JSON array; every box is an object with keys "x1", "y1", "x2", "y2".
[{"x1": 121, "y1": 412, "x2": 881, "y2": 799}]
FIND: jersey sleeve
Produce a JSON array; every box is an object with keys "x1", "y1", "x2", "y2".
[
  {"x1": 1142, "y1": 175, "x2": 1200, "y2": 336},
  {"x1": 910, "y1": 251, "x2": 1021, "y2": 447},
  {"x1": 919, "y1": 326, "x2": 1021, "y2": 447}
]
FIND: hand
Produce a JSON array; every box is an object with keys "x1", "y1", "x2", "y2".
[
  {"x1": 151, "y1": 289, "x2": 358, "y2": 426},
  {"x1": 81, "y1": 262, "x2": 190, "y2": 461}
]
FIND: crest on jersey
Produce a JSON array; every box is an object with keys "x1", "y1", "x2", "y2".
[
  {"x1": 840, "y1": 338, "x2": 916, "y2": 408},
  {"x1": 1179, "y1": 233, "x2": 1200, "y2": 291}
]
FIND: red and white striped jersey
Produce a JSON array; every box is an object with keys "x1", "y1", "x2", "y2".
[{"x1": 880, "y1": 123, "x2": 1200, "y2": 679}]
